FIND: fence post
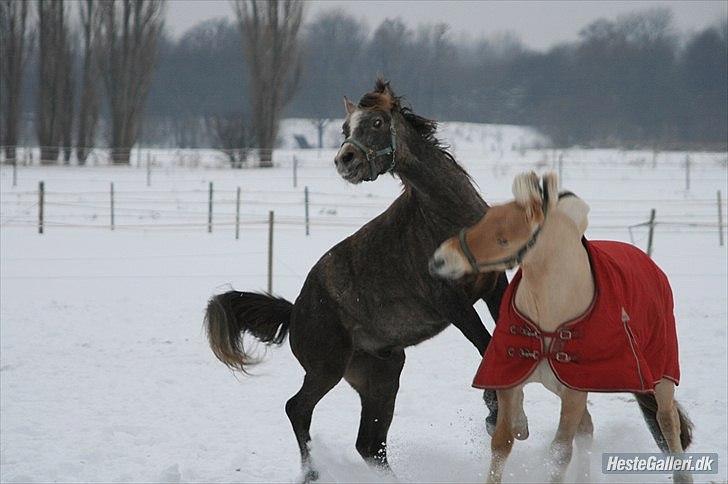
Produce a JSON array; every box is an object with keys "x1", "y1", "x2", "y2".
[
  {"x1": 304, "y1": 186, "x2": 310, "y2": 236},
  {"x1": 12, "y1": 157, "x2": 17, "y2": 187},
  {"x1": 146, "y1": 153, "x2": 151, "y2": 187},
  {"x1": 268, "y1": 210, "x2": 274, "y2": 293},
  {"x1": 558, "y1": 152, "x2": 563, "y2": 188},
  {"x1": 646, "y1": 208, "x2": 656, "y2": 257},
  {"x1": 207, "y1": 181, "x2": 213, "y2": 233},
  {"x1": 293, "y1": 155, "x2": 298, "y2": 188},
  {"x1": 235, "y1": 186, "x2": 241, "y2": 240},
  {"x1": 110, "y1": 182, "x2": 115, "y2": 231},
  {"x1": 38, "y1": 181, "x2": 44, "y2": 234},
  {"x1": 137, "y1": 147, "x2": 141, "y2": 167},
  {"x1": 718, "y1": 190, "x2": 724, "y2": 247},
  {"x1": 684, "y1": 155, "x2": 690, "y2": 191}
]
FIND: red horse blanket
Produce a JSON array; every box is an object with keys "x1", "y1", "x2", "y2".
[{"x1": 473, "y1": 240, "x2": 680, "y2": 393}]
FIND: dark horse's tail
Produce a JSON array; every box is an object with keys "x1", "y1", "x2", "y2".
[
  {"x1": 204, "y1": 291, "x2": 293, "y2": 372},
  {"x1": 635, "y1": 393, "x2": 693, "y2": 451}
]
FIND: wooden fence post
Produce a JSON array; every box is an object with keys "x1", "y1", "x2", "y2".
[
  {"x1": 38, "y1": 181, "x2": 44, "y2": 234},
  {"x1": 146, "y1": 153, "x2": 151, "y2": 187},
  {"x1": 12, "y1": 158, "x2": 17, "y2": 187},
  {"x1": 235, "y1": 186, "x2": 241, "y2": 240},
  {"x1": 647, "y1": 208, "x2": 656, "y2": 257},
  {"x1": 293, "y1": 155, "x2": 298, "y2": 188},
  {"x1": 304, "y1": 186, "x2": 310, "y2": 236},
  {"x1": 110, "y1": 182, "x2": 115, "y2": 231},
  {"x1": 718, "y1": 190, "x2": 724, "y2": 247},
  {"x1": 684, "y1": 155, "x2": 690, "y2": 191},
  {"x1": 208, "y1": 181, "x2": 213, "y2": 233},
  {"x1": 558, "y1": 152, "x2": 563, "y2": 188},
  {"x1": 268, "y1": 210, "x2": 274, "y2": 293}
]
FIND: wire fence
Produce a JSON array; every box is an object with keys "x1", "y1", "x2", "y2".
[
  {"x1": 2, "y1": 184, "x2": 726, "y2": 236},
  {"x1": 2, "y1": 148, "x2": 726, "y2": 241}
]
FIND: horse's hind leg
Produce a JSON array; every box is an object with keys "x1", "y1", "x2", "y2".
[
  {"x1": 344, "y1": 349, "x2": 406, "y2": 472},
  {"x1": 286, "y1": 370, "x2": 345, "y2": 482},
  {"x1": 286, "y1": 312, "x2": 351, "y2": 482},
  {"x1": 655, "y1": 380, "x2": 693, "y2": 483}
]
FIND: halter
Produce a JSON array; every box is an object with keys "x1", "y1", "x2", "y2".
[
  {"x1": 458, "y1": 184, "x2": 576, "y2": 272},
  {"x1": 340, "y1": 124, "x2": 397, "y2": 181}
]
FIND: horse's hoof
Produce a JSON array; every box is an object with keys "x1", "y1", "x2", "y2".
[
  {"x1": 673, "y1": 471, "x2": 693, "y2": 484},
  {"x1": 302, "y1": 468, "x2": 319, "y2": 483},
  {"x1": 486, "y1": 412, "x2": 497, "y2": 437},
  {"x1": 513, "y1": 413, "x2": 529, "y2": 440},
  {"x1": 514, "y1": 427, "x2": 529, "y2": 440}
]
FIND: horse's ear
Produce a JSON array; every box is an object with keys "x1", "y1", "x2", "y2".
[
  {"x1": 512, "y1": 171, "x2": 542, "y2": 222},
  {"x1": 374, "y1": 78, "x2": 397, "y2": 111},
  {"x1": 343, "y1": 96, "x2": 356, "y2": 115},
  {"x1": 542, "y1": 172, "x2": 558, "y2": 212}
]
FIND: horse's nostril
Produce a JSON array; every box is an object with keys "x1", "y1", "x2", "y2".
[
  {"x1": 342, "y1": 151, "x2": 354, "y2": 164},
  {"x1": 428, "y1": 256, "x2": 446, "y2": 275}
]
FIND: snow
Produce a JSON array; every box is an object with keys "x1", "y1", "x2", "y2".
[{"x1": 1, "y1": 126, "x2": 726, "y2": 482}]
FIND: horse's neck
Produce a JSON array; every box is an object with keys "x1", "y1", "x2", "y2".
[
  {"x1": 397, "y1": 146, "x2": 485, "y2": 220},
  {"x1": 514, "y1": 211, "x2": 595, "y2": 332}
]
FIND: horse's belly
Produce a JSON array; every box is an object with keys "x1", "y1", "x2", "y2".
[
  {"x1": 351, "y1": 311, "x2": 450, "y2": 351},
  {"x1": 524, "y1": 360, "x2": 568, "y2": 396}
]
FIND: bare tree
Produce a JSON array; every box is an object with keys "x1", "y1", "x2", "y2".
[
  {"x1": 233, "y1": 0, "x2": 303, "y2": 167},
  {"x1": 60, "y1": 31, "x2": 75, "y2": 164},
  {"x1": 76, "y1": 0, "x2": 102, "y2": 165},
  {"x1": 98, "y1": 0, "x2": 164, "y2": 164},
  {"x1": 36, "y1": 0, "x2": 73, "y2": 164},
  {"x1": 0, "y1": 0, "x2": 32, "y2": 163},
  {"x1": 205, "y1": 112, "x2": 251, "y2": 168},
  {"x1": 309, "y1": 118, "x2": 329, "y2": 149}
]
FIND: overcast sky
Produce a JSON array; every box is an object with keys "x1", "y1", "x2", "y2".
[{"x1": 166, "y1": 0, "x2": 726, "y2": 50}]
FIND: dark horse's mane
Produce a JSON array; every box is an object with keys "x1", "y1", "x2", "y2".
[{"x1": 358, "y1": 79, "x2": 471, "y2": 180}]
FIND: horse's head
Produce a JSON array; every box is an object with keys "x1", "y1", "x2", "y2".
[
  {"x1": 430, "y1": 171, "x2": 586, "y2": 279},
  {"x1": 335, "y1": 79, "x2": 421, "y2": 183}
]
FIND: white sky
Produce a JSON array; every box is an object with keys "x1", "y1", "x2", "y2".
[{"x1": 165, "y1": 0, "x2": 727, "y2": 50}]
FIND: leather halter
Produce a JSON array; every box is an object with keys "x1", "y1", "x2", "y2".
[
  {"x1": 340, "y1": 124, "x2": 397, "y2": 182},
  {"x1": 458, "y1": 184, "x2": 576, "y2": 272}
]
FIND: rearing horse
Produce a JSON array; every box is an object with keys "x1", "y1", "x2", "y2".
[{"x1": 204, "y1": 80, "x2": 507, "y2": 480}]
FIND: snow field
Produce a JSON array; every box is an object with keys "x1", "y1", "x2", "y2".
[{"x1": 1, "y1": 137, "x2": 726, "y2": 482}]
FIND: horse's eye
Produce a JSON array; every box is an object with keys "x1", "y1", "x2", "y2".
[
  {"x1": 497, "y1": 237, "x2": 509, "y2": 247},
  {"x1": 373, "y1": 119, "x2": 382, "y2": 128}
]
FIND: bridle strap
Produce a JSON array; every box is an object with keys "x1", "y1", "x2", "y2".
[
  {"x1": 458, "y1": 190, "x2": 577, "y2": 271},
  {"x1": 340, "y1": 125, "x2": 397, "y2": 181}
]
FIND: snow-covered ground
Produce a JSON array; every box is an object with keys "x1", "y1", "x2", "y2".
[{"x1": 1, "y1": 133, "x2": 726, "y2": 482}]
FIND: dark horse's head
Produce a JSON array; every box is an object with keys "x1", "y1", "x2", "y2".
[{"x1": 335, "y1": 79, "x2": 442, "y2": 184}]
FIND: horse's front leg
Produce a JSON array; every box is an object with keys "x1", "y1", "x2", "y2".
[
  {"x1": 449, "y1": 303, "x2": 503, "y2": 435},
  {"x1": 548, "y1": 388, "x2": 587, "y2": 483},
  {"x1": 487, "y1": 388, "x2": 518, "y2": 483},
  {"x1": 573, "y1": 407, "x2": 594, "y2": 481}
]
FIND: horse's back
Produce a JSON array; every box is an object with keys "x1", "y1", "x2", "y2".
[{"x1": 588, "y1": 240, "x2": 680, "y2": 387}]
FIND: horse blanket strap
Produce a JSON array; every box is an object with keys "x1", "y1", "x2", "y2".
[
  {"x1": 340, "y1": 125, "x2": 397, "y2": 181},
  {"x1": 472, "y1": 239, "x2": 680, "y2": 393}
]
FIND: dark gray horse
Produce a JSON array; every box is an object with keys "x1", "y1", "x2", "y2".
[{"x1": 204, "y1": 80, "x2": 507, "y2": 480}]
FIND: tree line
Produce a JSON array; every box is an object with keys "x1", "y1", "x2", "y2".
[{"x1": 2, "y1": 1, "x2": 726, "y2": 167}]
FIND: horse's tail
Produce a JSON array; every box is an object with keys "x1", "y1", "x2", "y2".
[
  {"x1": 634, "y1": 393, "x2": 693, "y2": 451},
  {"x1": 204, "y1": 290, "x2": 293, "y2": 373}
]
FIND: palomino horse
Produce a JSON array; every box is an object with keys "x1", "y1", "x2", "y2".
[
  {"x1": 204, "y1": 80, "x2": 508, "y2": 481},
  {"x1": 430, "y1": 172, "x2": 693, "y2": 483}
]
